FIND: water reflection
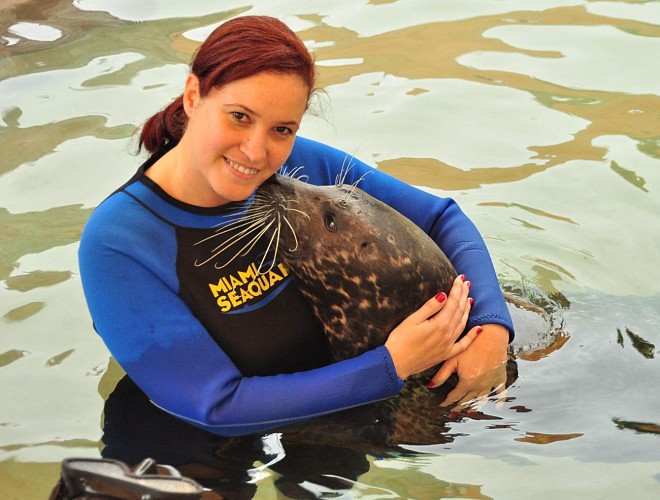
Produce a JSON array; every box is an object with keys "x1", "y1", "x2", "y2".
[
  {"x1": 460, "y1": 24, "x2": 660, "y2": 95},
  {"x1": 613, "y1": 418, "x2": 660, "y2": 436},
  {"x1": 1, "y1": 0, "x2": 659, "y2": 498},
  {"x1": 0, "y1": 205, "x2": 88, "y2": 282},
  {"x1": 379, "y1": 158, "x2": 551, "y2": 191},
  {"x1": 0, "y1": 0, "x2": 120, "y2": 55},
  {"x1": 101, "y1": 368, "x2": 519, "y2": 498},
  {"x1": 617, "y1": 327, "x2": 656, "y2": 360}
]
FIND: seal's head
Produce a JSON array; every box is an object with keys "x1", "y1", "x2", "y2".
[{"x1": 256, "y1": 173, "x2": 457, "y2": 361}]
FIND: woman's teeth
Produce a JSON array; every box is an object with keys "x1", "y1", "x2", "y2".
[{"x1": 226, "y1": 158, "x2": 258, "y2": 175}]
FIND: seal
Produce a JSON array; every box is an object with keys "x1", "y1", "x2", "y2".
[
  {"x1": 207, "y1": 172, "x2": 562, "y2": 365},
  {"x1": 254, "y1": 172, "x2": 458, "y2": 362}
]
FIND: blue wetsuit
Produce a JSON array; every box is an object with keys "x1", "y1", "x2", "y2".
[{"x1": 79, "y1": 136, "x2": 514, "y2": 437}]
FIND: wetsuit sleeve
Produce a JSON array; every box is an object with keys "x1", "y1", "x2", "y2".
[
  {"x1": 78, "y1": 193, "x2": 403, "y2": 437},
  {"x1": 287, "y1": 136, "x2": 514, "y2": 340}
]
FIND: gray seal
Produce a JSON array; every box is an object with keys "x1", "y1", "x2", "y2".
[
  {"x1": 253, "y1": 173, "x2": 565, "y2": 363},
  {"x1": 200, "y1": 172, "x2": 565, "y2": 446},
  {"x1": 255, "y1": 173, "x2": 458, "y2": 362}
]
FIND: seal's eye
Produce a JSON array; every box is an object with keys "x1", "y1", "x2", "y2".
[{"x1": 324, "y1": 213, "x2": 338, "y2": 233}]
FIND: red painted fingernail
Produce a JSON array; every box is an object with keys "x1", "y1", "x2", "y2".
[
  {"x1": 466, "y1": 280, "x2": 471, "y2": 289},
  {"x1": 469, "y1": 297, "x2": 474, "y2": 306},
  {"x1": 427, "y1": 380, "x2": 437, "y2": 388},
  {"x1": 435, "y1": 292, "x2": 447, "y2": 303},
  {"x1": 459, "y1": 274, "x2": 466, "y2": 282},
  {"x1": 477, "y1": 326, "x2": 483, "y2": 334}
]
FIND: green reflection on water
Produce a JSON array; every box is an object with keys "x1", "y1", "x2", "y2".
[
  {"x1": 4, "y1": 270, "x2": 72, "y2": 292},
  {"x1": 45, "y1": 348, "x2": 75, "y2": 367},
  {"x1": 0, "y1": 349, "x2": 29, "y2": 368},
  {"x1": 637, "y1": 137, "x2": 660, "y2": 159},
  {"x1": 610, "y1": 160, "x2": 649, "y2": 192},
  {"x1": 0, "y1": 112, "x2": 135, "y2": 177},
  {"x1": 3, "y1": 301, "x2": 45, "y2": 322},
  {"x1": 1, "y1": 1, "x2": 659, "y2": 499},
  {"x1": 0, "y1": 205, "x2": 90, "y2": 281}
]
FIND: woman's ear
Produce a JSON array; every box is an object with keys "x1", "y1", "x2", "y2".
[{"x1": 182, "y1": 74, "x2": 201, "y2": 117}]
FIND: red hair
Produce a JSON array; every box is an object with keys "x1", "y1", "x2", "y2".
[{"x1": 139, "y1": 15, "x2": 317, "y2": 153}]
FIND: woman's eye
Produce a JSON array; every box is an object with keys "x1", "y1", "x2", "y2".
[
  {"x1": 231, "y1": 112, "x2": 247, "y2": 121},
  {"x1": 275, "y1": 126, "x2": 293, "y2": 135},
  {"x1": 324, "y1": 213, "x2": 338, "y2": 232}
]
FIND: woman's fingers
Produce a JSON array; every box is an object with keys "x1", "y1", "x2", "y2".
[
  {"x1": 426, "y1": 274, "x2": 471, "y2": 339},
  {"x1": 385, "y1": 273, "x2": 477, "y2": 380},
  {"x1": 427, "y1": 324, "x2": 482, "y2": 387},
  {"x1": 449, "y1": 324, "x2": 482, "y2": 357},
  {"x1": 404, "y1": 291, "x2": 450, "y2": 325}
]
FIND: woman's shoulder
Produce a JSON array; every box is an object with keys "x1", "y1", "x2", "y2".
[
  {"x1": 288, "y1": 136, "x2": 348, "y2": 167},
  {"x1": 81, "y1": 180, "x2": 165, "y2": 249},
  {"x1": 287, "y1": 136, "x2": 374, "y2": 185}
]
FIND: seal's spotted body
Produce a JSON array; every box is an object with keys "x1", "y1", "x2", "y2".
[
  {"x1": 202, "y1": 172, "x2": 563, "y2": 446},
  {"x1": 256, "y1": 173, "x2": 457, "y2": 362}
]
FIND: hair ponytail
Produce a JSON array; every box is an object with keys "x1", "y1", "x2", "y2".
[
  {"x1": 138, "y1": 96, "x2": 187, "y2": 154},
  {"x1": 137, "y1": 16, "x2": 316, "y2": 154}
]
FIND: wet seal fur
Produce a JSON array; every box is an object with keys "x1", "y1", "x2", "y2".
[
  {"x1": 255, "y1": 172, "x2": 458, "y2": 362},
  {"x1": 180, "y1": 171, "x2": 566, "y2": 449},
  {"x1": 188, "y1": 172, "x2": 564, "y2": 447},
  {"x1": 252, "y1": 173, "x2": 565, "y2": 363}
]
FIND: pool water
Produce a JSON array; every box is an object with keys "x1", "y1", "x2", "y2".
[{"x1": 1, "y1": 1, "x2": 659, "y2": 498}]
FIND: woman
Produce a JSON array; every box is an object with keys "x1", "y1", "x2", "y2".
[{"x1": 79, "y1": 15, "x2": 514, "y2": 437}]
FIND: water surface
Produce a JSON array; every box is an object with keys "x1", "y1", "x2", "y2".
[{"x1": 1, "y1": 1, "x2": 659, "y2": 498}]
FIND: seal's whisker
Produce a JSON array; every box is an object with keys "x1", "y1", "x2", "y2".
[
  {"x1": 281, "y1": 207, "x2": 310, "y2": 220},
  {"x1": 281, "y1": 213, "x2": 301, "y2": 253},
  {"x1": 208, "y1": 220, "x2": 275, "y2": 270},
  {"x1": 251, "y1": 193, "x2": 273, "y2": 203},
  {"x1": 214, "y1": 202, "x2": 274, "y2": 222},
  {"x1": 337, "y1": 153, "x2": 362, "y2": 187},
  {"x1": 222, "y1": 201, "x2": 274, "y2": 217},
  {"x1": 207, "y1": 216, "x2": 272, "y2": 256},
  {"x1": 280, "y1": 165, "x2": 308, "y2": 182},
  {"x1": 191, "y1": 183, "x2": 311, "y2": 273},
  {"x1": 336, "y1": 155, "x2": 352, "y2": 187},
  {"x1": 208, "y1": 215, "x2": 266, "y2": 237},
  {"x1": 193, "y1": 209, "x2": 274, "y2": 267},
  {"x1": 287, "y1": 166, "x2": 304, "y2": 178},
  {"x1": 351, "y1": 170, "x2": 372, "y2": 187},
  {"x1": 208, "y1": 205, "x2": 270, "y2": 227},
  {"x1": 213, "y1": 210, "x2": 273, "y2": 233},
  {"x1": 336, "y1": 168, "x2": 372, "y2": 206},
  {"x1": 195, "y1": 210, "x2": 273, "y2": 246},
  {"x1": 273, "y1": 197, "x2": 302, "y2": 208},
  {"x1": 255, "y1": 215, "x2": 282, "y2": 274},
  {"x1": 343, "y1": 171, "x2": 372, "y2": 203},
  {"x1": 335, "y1": 144, "x2": 365, "y2": 188}
]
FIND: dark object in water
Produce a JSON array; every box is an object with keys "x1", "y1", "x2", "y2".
[{"x1": 49, "y1": 457, "x2": 204, "y2": 499}]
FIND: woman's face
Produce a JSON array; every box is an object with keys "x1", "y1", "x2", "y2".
[{"x1": 177, "y1": 71, "x2": 309, "y2": 207}]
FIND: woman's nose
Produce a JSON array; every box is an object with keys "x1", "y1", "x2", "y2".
[{"x1": 240, "y1": 128, "x2": 267, "y2": 164}]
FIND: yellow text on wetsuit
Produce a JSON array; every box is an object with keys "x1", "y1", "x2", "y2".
[{"x1": 209, "y1": 262, "x2": 289, "y2": 312}]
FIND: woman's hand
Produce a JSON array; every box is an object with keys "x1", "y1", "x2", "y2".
[
  {"x1": 429, "y1": 323, "x2": 510, "y2": 411},
  {"x1": 385, "y1": 275, "x2": 480, "y2": 380}
]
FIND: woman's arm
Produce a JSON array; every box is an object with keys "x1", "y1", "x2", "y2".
[
  {"x1": 79, "y1": 191, "x2": 406, "y2": 437},
  {"x1": 287, "y1": 136, "x2": 514, "y2": 340}
]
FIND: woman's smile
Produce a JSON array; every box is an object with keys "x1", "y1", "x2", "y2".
[{"x1": 225, "y1": 157, "x2": 260, "y2": 177}]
